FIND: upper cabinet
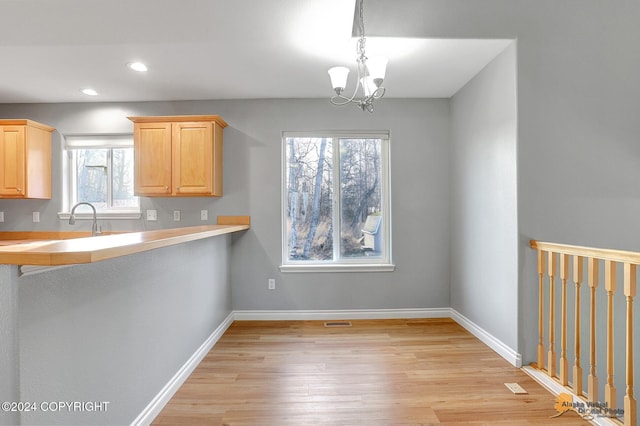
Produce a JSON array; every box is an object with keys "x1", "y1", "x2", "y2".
[
  {"x1": 0, "y1": 119, "x2": 54, "y2": 199},
  {"x1": 128, "y1": 115, "x2": 227, "y2": 197}
]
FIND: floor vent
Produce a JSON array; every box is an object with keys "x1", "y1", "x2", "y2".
[
  {"x1": 324, "y1": 321, "x2": 352, "y2": 328},
  {"x1": 504, "y1": 383, "x2": 528, "y2": 394}
]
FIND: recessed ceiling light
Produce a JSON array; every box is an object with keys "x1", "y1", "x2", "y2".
[
  {"x1": 81, "y1": 88, "x2": 98, "y2": 96},
  {"x1": 127, "y1": 62, "x2": 148, "y2": 72}
]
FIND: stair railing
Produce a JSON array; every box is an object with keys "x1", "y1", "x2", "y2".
[{"x1": 531, "y1": 240, "x2": 636, "y2": 425}]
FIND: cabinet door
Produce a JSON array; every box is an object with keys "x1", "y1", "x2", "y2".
[
  {"x1": 0, "y1": 126, "x2": 26, "y2": 197},
  {"x1": 134, "y1": 122, "x2": 172, "y2": 196},
  {"x1": 172, "y1": 122, "x2": 213, "y2": 195}
]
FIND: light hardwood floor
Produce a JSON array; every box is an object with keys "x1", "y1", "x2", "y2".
[{"x1": 153, "y1": 318, "x2": 588, "y2": 425}]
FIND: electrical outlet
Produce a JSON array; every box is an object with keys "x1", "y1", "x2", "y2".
[
  {"x1": 146, "y1": 209, "x2": 157, "y2": 221},
  {"x1": 0, "y1": 212, "x2": 4, "y2": 222},
  {"x1": 200, "y1": 209, "x2": 208, "y2": 221},
  {"x1": 268, "y1": 278, "x2": 275, "y2": 290},
  {"x1": 173, "y1": 210, "x2": 181, "y2": 221},
  {"x1": 32, "y1": 211, "x2": 40, "y2": 223}
]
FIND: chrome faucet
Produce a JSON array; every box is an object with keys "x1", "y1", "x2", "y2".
[{"x1": 69, "y1": 202, "x2": 101, "y2": 236}]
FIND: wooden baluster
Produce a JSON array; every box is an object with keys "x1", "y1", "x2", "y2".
[
  {"x1": 548, "y1": 251, "x2": 557, "y2": 377},
  {"x1": 573, "y1": 256, "x2": 584, "y2": 395},
  {"x1": 604, "y1": 260, "x2": 616, "y2": 409},
  {"x1": 537, "y1": 250, "x2": 546, "y2": 370},
  {"x1": 559, "y1": 253, "x2": 569, "y2": 385},
  {"x1": 623, "y1": 263, "x2": 637, "y2": 426},
  {"x1": 588, "y1": 257, "x2": 599, "y2": 402}
]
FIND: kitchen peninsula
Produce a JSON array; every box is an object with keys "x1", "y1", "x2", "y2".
[
  {"x1": 0, "y1": 219, "x2": 250, "y2": 266},
  {"x1": 0, "y1": 217, "x2": 249, "y2": 425}
]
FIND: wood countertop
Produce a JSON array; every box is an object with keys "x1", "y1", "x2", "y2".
[{"x1": 0, "y1": 217, "x2": 249, "y2": 266}]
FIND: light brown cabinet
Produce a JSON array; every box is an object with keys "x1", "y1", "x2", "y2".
[
  {"x1": 128, "y1": 115, "x2": 227, "y2": 197},
  {"x1": 0, "y1": 119, "x2": 54, "y2": 199}
]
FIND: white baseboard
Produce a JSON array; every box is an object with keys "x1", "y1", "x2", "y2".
[
  {"x1": 232, "y1": 307, "x2": 451, "y2": 321},
  {"x1": 450, "y1": 309, "x2": 522, "y2": 368},
  {"x1": 136, "y1": 308, "x2": 523, "y2": 424},
  {"x1": 131, "y1": 312, "x2": 235, "y2": 426}
]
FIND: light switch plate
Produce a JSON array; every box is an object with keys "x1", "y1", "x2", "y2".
[
  {"x1": 200, "y1": 210, "x2": 208, "y2": 221},
  {"x1": 146, "y1": 210, "x2": 157, "y2": 221},
  {"x1": 32, "y1": 212, "x2": 40, "y2": 223},
  {"x1": 173, "y1": 210, "x2": 181, "y2": 221},
  {"x1": 0, "y1": 212, "x2": 4, "y2": 222}
]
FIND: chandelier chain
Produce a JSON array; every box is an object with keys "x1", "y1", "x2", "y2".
[
  {"x1": 359, "y1": 0, "x2": 366, "y2": 38},
  {"x1": 357, "y1": 0, "x2": 366, "y2": 62}
]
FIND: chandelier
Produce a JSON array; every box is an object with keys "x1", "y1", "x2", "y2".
[{"x1": 327, "y1": 0, "x2": 388, "y2": 113}]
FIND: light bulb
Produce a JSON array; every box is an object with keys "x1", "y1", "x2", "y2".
[
  {"x1": 328, "y1": 66, "x2": 350, "y2": 94},
  {"x1": 366, "y1": 56, "x2": 388, "y2": 87}
]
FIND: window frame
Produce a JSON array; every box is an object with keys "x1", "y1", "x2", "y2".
[
  {"x1": 280, "y1": 131, "x2": 394, "y2": 273},
  {"x1": 59, "y1": 134, "x2": 141, "y2": 220}
]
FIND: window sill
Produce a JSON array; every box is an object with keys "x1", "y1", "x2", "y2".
[
  {"x1": 279, "y1": 263, "x2": 395, "y2": 273},
  {"x1": 58, "y1": 211, "x2": 141, "y2": 221}
]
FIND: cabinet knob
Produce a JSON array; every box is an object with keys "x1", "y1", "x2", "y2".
[
  {"x1": 176, "y1": 187, "x2": 180, "y2": 191},
  {"x1": 165, "y1": 186, "x2": 169, "y2": 191},
  {"x1": 17, "y1": 188, "x2": 22, "y2": 193}
]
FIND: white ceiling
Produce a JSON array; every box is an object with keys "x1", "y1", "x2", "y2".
[{"x1": 0, "y1": 0, "x2": 512, "y2": 104}]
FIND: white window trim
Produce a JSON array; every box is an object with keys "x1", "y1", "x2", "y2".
[
  {"x1": 279, "y1": 263, "x2": 395, "y2": 273},
  {"x1": 59, "y1": 133, "x2": 140, "y2": 220},
  {"x1": 57, "y1": 211, "x2": 141, "y2": 221},
  {"x1": 280, "y1": 131, "x2": 394, "y2": 273}
]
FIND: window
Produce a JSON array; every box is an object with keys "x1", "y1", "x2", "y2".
[
  {"x1": 61, "y1": 134, "x2": 139, "y2": 218},
  {"x1": 281, "y1": 132, "x2": 393, "y2": 272}
]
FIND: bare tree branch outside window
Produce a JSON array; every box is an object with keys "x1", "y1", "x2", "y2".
[{"x1": 284, "y1": 135, "x2": 387, "y2": 263}]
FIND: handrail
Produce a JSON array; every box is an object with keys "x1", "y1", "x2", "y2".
[
  {"x1": 531, "y1": 240, "x2": 640, "y2": 264},
  {"x1": 530, "y1": 239, "x2": 637, "y2": 426}
]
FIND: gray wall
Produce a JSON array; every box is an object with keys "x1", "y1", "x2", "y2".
[
  {"x1": 450, "y1": 43, "x2": 518, "y2": 349},
  {"x1": 225, "y1": 99, "x2": 451, "y2": 311},
  {"x1": 367, "y1": 0, "x2": 640, "y2": 362},
  {"x1": 17, "y1": 235, "x2": 234, "y2": 425},
  {"x1": 0, "y1": 98, "x2": 452, "y2": 313},
  {"x1": 0, "y1": 265, "x2": 20, "y2": 426}
]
